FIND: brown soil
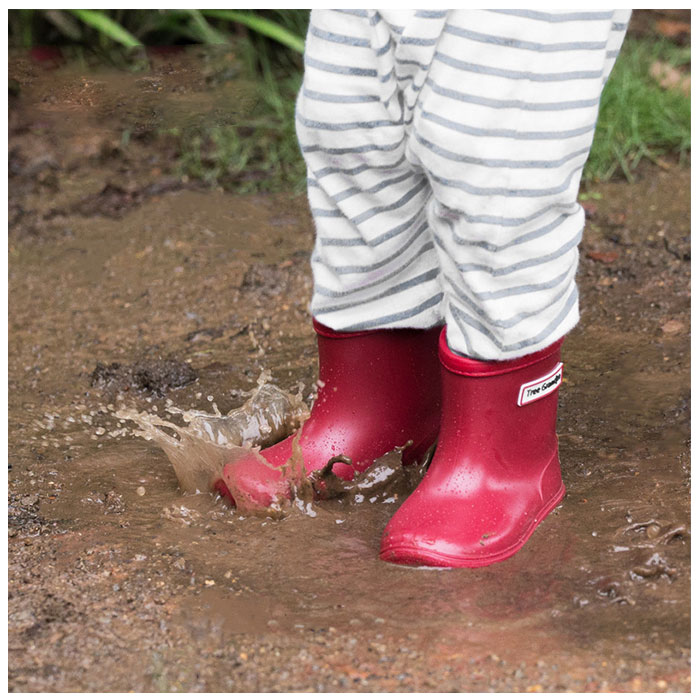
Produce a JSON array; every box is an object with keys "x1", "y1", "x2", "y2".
[{"x1": 8, "y1": 49, "x2": 690, "y2": 692}]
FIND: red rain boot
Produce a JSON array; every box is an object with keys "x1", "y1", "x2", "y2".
[
  {"x1": 214, "y1": 320, "x2": 442, "y2": 508},
  {"x1": 380, "y1": 328, "x2": 566, "y2": 568}
]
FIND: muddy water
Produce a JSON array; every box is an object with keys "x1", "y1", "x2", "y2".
[
  {"x1": 8, "y1": 51, "x2": 690, "y2": 692},
  {"x1": 114, "y1": 371, "x2": 310, "y2": 504}
]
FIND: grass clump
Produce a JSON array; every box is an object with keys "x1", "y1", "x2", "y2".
[
  {"x1": 175, "y1": 75, "x2": 305, "y2": 193},
  {"x1": 174, "y1": 37, "x2": 306, "y2": 193},
  {"x1": 585, "y1": 36, "x2": 690, "y2": 182}
]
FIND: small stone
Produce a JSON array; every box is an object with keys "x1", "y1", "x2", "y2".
[
  {"x1": 587, "y1": 250, "x2": 619, "y2": 264},
  {"x1": 204, "y1": 579, "x2": 215, "y2": 587},
  {"x1": 136, "y1": 486, "x2": 146, "y2": 496},
  {"x1": 661, "y1": 319, "x2": 684, "y2": 335},
  {"x1": 646, "y1": 524, "x2": 661, "y2": 539}
]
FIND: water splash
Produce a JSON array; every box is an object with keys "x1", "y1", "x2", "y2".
[
  {"x1": 116, "y1": 372, "x2": 309, "y2": 506},
  {"x1": 312, "y1": 442, "x2": 432, "y2": 505},
  {"x1": 117, "y1": 371, "x2": 432, "y2": 517}
]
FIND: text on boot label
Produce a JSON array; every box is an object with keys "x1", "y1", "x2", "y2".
[{"x1": 518, "y1": 363, "x2": 563, "y2": 406}]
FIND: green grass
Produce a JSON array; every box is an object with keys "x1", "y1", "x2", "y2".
[
  {"x1": 68, "y1": 9, "x2": 141, "y2": 48},
  {"x1": 173, "y1": 36, "x2": 306, "y2": 193},
  {"x1": 174, "y1": 71, "x2": 305, "y2": 194},
  {"x1": 200, "y1": 10, "x2": 306, "y2": 53},
  {"x1": 585, "y1": 36, "x2": 691, "y2": 183},
  {"x1": 8, "y1": 9, "x2": 308, "y2": 54},
  {"x1": 9, "y1": 11, "x2": 690, "y2": 190}
]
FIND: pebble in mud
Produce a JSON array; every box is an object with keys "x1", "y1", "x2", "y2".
[
  {"x1": 646, "y1": 523, "x2": 662, "y2": 539},
  {"x1": 136, "y1": 486, "x2": 146, "y2": 496}
]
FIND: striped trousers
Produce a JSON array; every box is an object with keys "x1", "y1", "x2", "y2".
[{"x1": 296, "y1": 9, "x2": 630, "y2": 360}]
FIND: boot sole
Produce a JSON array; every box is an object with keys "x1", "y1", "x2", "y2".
[{"x1": 379, "y1": 483, "x2": 566, "y2": 569}]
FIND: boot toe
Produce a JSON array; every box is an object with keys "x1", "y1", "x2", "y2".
[
  {"x1": 221, "y1": 457, "x2": 284, "y2": 509},
  {"x1": 380, "y1": 514, "x2": 494, "y2": 568},
  {"x1": 219, "y1": 436, "x2": 296, "y2": 511},
  {"x1": 380, "y1": 532, "x2": 468, "y2": 568},
  {"x1": 380, "y1": 527, "x2": 520, "y2": 568},
  {"x1": 380, "y1": 486, "x2": 564, "y2": 568}
]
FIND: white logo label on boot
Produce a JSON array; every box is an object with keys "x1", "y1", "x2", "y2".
[{"x1": 518, "y1": 363, "x2": 563, "y2": 406}]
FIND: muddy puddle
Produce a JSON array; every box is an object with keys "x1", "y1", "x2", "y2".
[{"x1": 8, "y1": 50, "x2": 690, "y2": 692}]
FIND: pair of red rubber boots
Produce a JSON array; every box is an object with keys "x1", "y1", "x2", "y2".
[{"x1": 215, "y1": 320, "x2": 566, "y2": 568}]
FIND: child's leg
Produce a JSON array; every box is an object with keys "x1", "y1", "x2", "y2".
[
  {"x1": 301, "y1": 8, "x2": 630, "y2": 355},
  {"x1": 297, "y1": 9, "x2": 445, "y2": 331},
  {"x1": 217, "y1": 11, "x2": 450, "y2": 507},
  {"x1": 381, "y1": 9, "x2": 631, "y2": 566},
  {"x1": 410, "y1": 9, "x2": 631, "y2": 360}
]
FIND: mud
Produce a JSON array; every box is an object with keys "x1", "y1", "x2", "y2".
[
  {"x1": 91, "y1": 357, "x2": 198, "y2": 397},
  {"x1": 8, "y1": 50, "x2": 690, "y2": 692}
]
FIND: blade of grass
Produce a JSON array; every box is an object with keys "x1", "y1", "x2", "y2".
[
  {"x1": 19, "y1": 9, "x2": 35, "y2": 48},
  {"x1": 201, "y1": 9, "x2": 305, "y2": 53},
  {"x1": 69, "y1": 9, "x2": 141, "y2": 48},
  {"x1": 184, "y1": 9, "x2": 229, "y2": 45},
  {"x1": 44, "y1": 9, "x2": 83, "y2": 41}
]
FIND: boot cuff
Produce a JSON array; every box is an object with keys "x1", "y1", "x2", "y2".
[
  {"x1": 312, "y1": 319, "x2": 377, "y2": 339},
  {"x1": 439, "y1": 327, "x2": 564, "y2": 377}
]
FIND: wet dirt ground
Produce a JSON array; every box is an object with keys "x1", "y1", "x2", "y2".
[{"x1": 8, "y1": 50, "x2": 690, "y2": 692}]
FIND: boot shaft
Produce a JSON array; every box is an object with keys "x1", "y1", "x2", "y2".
[
  {"x1": 437, "y1": 329, "x2": 563, "y2": 470},
  {"x1": 314, "y1": 320, "x2": 442, "y2": 425}
]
